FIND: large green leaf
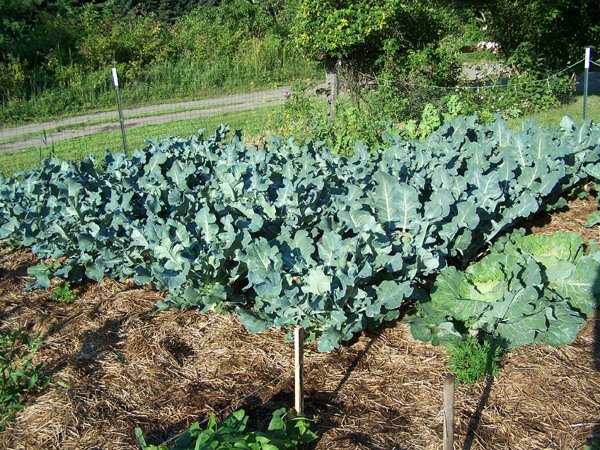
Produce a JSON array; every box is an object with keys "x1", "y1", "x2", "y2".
[{"x1": 551, "y1": 256, "x2": 600, "y2": 315}]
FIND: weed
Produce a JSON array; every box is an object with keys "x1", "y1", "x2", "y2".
[
  {"x1": 0, "y1": 328, "x2": 48, "y2": 430},
  {"x1": 51, "y1": 281, "x2": 76, "y2": 304},
  {"x1": 135, "y1": 407, "x2": 317, "y2": 450},
  {"x1": 446, "y1": 335, "x2": 505, "y2": 385}
]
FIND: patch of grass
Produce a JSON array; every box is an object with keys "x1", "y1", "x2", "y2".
[
  {"x1": 0, "y1": 100, "x2": 249, "y2": 145},
  {"x1": 0, "y1": 105, "x2": 281, "y2": 175},
  {"x1": 458, "y1": 50, "x2": 501, "y2": 64},
  {"x1": 508, "y1": 95, "x2": 600, "y2": 128}
]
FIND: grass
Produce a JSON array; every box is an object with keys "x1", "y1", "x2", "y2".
[
  {"x1": 0, "y1": 105, "x2": 280, "y2": 175},
  {"x1": 0, "y1": 55, "x2": 321, "y2": 126},
  {"x1": 458, "y1": 50, "x2": 501, "y2": 64},
  {"x1": 508, "y1": 95, "x2": 600, "y2": 128}
]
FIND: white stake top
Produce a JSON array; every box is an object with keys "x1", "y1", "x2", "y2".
[
  {"x1": 111, "y1": 67, "x2": 119, "y2": 87},
  {"x1": 585, "y1": 47, "x2": 591, "y2": 69}
]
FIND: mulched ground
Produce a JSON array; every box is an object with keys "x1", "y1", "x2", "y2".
[{"x1": 0, "y1": 195, "x2": 598, "y2": 450}]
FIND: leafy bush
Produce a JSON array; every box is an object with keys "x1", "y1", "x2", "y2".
[
  {"x1": 446, "y1": 336, "x2": 505, "y2": 385},
  {"x1": 135, "y1": 408, "x2": 317, "y2": 450},
  {"x1": 0, "y1": 328, "x2": 48, "y2": 430}
]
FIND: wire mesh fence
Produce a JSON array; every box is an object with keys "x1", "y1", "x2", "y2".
[
  {"x1": 0, "y1": 74, "x2": 292, "y2": 175},
  {"x1": 338, "y1": 57, "x2": 593, "y2": 126}
]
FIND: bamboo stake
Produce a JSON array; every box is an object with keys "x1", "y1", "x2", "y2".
[
  {"x1": 443, "y1": 373, "x2": 455, "y2": 450},
  {"x1": 294, "y1": 326, "x2": 304, "y2": 414}
]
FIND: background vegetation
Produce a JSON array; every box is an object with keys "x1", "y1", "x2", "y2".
[
  {"x1": 0, "y1": 0, "x2": 598, "y2": 165},
  {"x1": 0, "y1": 0, "x2": 318, "y2": 123}
]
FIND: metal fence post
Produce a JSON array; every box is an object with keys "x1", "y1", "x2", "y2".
[
  {"x1": 583, "y1": 46, "x2": 592, "y2": 120},
  {"x1": 112, "y1": 67, "x2": 128, "y2": 154}
]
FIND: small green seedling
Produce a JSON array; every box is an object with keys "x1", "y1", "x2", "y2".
[
  {"x1": 446, "y1": 335, "x2": 505, "y2": 385},
  {"x1": 51, "y1": 281, "x2": 76, "y2": 304},
  {"x1": 0, "y1": 328, "x2": 48, "y2": 430},
  {"x1": 136, "y1": 407, "x2": 317, "y2": 450}
]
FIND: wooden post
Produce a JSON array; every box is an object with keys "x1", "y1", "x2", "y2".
[
  {"x1": 294, "y1": 327, "x2": 304, "y2": 414},
  {"x1": 325, "y1": 59, "x2": 340, "y2": 120},
  {"x1": 443, "y1": 373, "x2": 455, "y2": 450}
]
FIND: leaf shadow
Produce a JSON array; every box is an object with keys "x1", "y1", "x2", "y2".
[
  {"x1": 302, "y1": 333, "x2": 405, "y2": 450},
  {"x1": 45, "y1": 316, "x2": 125, "y2": 379}
]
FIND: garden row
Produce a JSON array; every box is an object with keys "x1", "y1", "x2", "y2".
[{"x1": 0, "y1": 115, "x2": 598, "y2": 352}]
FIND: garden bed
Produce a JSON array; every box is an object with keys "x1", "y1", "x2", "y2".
[{"x1": 0, "y1": 196, "x2": 598, "y2": 449}]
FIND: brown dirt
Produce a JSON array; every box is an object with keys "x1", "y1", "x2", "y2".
[{"x1": 0, "y1": 196, "x2": 598, "y2": 450}]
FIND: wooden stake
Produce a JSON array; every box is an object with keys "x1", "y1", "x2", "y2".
[
  {"x1": 294, "y1": 327, "x2": 304, "y2": 414},
  {"x1": 443, "y1": 373, "x2": 455, "y2": 450}
]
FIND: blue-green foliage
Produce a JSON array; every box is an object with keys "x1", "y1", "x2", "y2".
[{"x1": 0, "y1": 115, "x2": 599, "y2": 352}]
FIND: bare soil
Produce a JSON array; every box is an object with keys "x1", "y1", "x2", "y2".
[{"x1": 0, "y1": 196, "x2": 598, "y2": 450}]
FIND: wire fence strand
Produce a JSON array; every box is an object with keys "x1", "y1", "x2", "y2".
[
  {"x1": 0, "y1": 79, "x2": 290, "y2": 176},
  {"x1": 356, "y1": 59, "x2": 585, "y2": 91}
]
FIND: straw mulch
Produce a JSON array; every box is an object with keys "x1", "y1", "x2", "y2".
[{"x1": 0, "y1": 196, "x2": 598, "y2": 450}]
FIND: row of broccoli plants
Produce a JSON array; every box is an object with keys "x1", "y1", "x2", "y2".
[{"x1": 0, "y1": 115, "x2": 598, "y2": 352}]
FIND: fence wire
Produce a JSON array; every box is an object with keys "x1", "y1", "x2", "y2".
[
  {"x1": 0, "y1": 76, "x2": 290, "y2": 175},
  {"x1": 356, "y1": 59, "x2": 584, "y2": 91},
  {"x1": 338, "y1": 58, "x2": 590, "y2": 125},
  {"x1": 1, "y1": 55, "x2": 598, "y2": 175}
]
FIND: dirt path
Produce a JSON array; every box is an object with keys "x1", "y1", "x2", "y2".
[{"x1": 0, "y1": 87, "x2": 289, "y2": 154}]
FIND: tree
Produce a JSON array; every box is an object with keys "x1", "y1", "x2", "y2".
[
  {"x1": 293, "y1": 0, "x2": 395, "y2": 68},
  {"x1": 470, "y1": 0, "x2": 600, "y2": 70},
  {"x1": 0, "y1": 0, "x2": 77, "y2": 61},
  {"x1": 292, "y1": 0, "x2": 449, "y2": 75}
]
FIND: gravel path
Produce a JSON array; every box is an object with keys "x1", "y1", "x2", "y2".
[{"x1": 0, "y1": 87, "x2": 289, "y2": 154}]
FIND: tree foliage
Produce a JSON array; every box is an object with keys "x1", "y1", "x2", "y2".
[
  {"x1": 111, "y1": 0, "x2": 214, "y2": 22},
  {"x1": 0, "y1": 0, "x2": 77, "y2": 59},
  {"x1": 469, "y1": 0, "x2": 600, "y2": 70},
  {"x1": 292, "y1": 0, "x2": 444, "y2": 70}
]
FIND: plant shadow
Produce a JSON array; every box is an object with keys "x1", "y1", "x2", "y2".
[
  {"x1": 462, "y1": 374, "x2": 494, "y2": 450},
  {"x1": 302, "y1": 333, "x2": 405, "y2": 449}
]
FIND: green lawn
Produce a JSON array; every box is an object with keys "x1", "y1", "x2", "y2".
[
  {"x1": 0, "y1": 100, "x2": 249, "y2": 145},
  {"x1": 508, "y1": 95, "x2": 600, "y2": 128},
  {"x1": 2, "y1": 95, "x2": 598, "y2": 176}
]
